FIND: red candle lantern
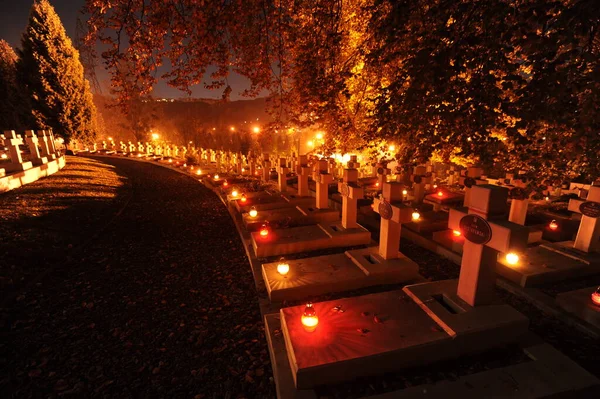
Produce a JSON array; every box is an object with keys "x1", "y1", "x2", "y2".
[
  {"x1": 301, "y1": 303, "x2": 319, "y2": 332},
  {"x1": 241, "y1": 193, "x2": 247, "y2": 203},
  {"x1": 549, "y1": 220, "x2": 558, "y2": 231},
  {"x1": 259, "y1": 223, "x2": 270, "y2": 237}
]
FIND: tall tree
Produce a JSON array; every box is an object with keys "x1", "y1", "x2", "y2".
[
  {"x1": 0, "y1": 40, "x2": 32, "y2": 130},
  {"x1": 18, "y1": 0, "x2": 97, "y2": 144}
]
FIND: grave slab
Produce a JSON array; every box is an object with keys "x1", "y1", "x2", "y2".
[
  {"x1": 295, "y1": 204, "x2": 339, "y2": 223},
  {"x1": 262, "y1": 249, "x2": 422, "y2": 302},
  {"x1": 404, "y1": 279, "x2": 528, "y2": 342},
  {"x1": 403, "y1": 210, "x2": 449, "y2": 234},
  {"x1": 556, "y1": 286, "x2": 600, "y2": 329},
  {"x1": 496, "y1": 245, "x2": 600, "y2": 287},
  {"x1": 345, "y1": 246, "x2": 419, "y2": 279},
  {"x1": 242, "y1": 207, "x2": 314, "y2": 231},
  {"x1": 369, "y1": 341, "x2": 599, "y2": 399},
  {"x1": 251, "y1": 222, "x2": 371, "y2": 258},
  {"x1": 540, "y1": 241, "x2": 600, "y2": 266},
  {"x1": 234, "y1": 192, "x2": 295, "y2": 213},
  {"x1": 280, "y1": 290, "x2": 453, "y2": 389}
]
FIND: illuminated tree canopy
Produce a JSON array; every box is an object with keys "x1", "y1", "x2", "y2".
[{"x1": 85, "y1": 0, "x2": 599, "y2": 182}]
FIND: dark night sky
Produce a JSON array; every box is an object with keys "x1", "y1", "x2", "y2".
[{"x1": 0, "y1": 0, "x2": 255, "y2": 100}]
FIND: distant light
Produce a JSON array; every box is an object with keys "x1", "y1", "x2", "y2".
[
  {"x1": 196, "y1": 169, "x2": 202, "y2": 175},
  {"x1": 402, "y1": 189, "x2": 408, "y2": 196},
  {"x1": 437, "y1": 191, "x2": 443, "y2": 197},
  {"x1": 412, "y1": 210, "x2": 421, "y2": 221},
  {"x1": 152, "y1": 133, "x2": 159, "y2": 140},
  {"x1": 307, "y1": 140, "x2": 314, "y2": 147},
  {"x1": 0, "y1": 154, "x2": 7, "y2": 159},
  {"x1": 252, "y1": 126, "x2": 260, "y2": 134},
  {"x1": 506, "y1": 252, "x2": 519, "y2": 265},
  {"x1": 316, "y1": 132, "x2": 324, "y2": 140},
  {"x1": 214, "y1": 174, "x2": 220, "y2": 180},
  {"x1": 388, "y1": 144, "x2": 396, "y2": 152},
  {"x1": 375, "y1": 182, "x2": 380, "y2": 187},
  {"x1": 231, "y1": 190, "x2": 239, "y2": 198},
  {"x1": 545, "y1": 196, "x2": 550, "y2": 202},
  {"x1": 249, "y1": 207, "x2": 258, "y2": 218},
  {"x1": 223, "y1": 180, "x2": 229, "y2": 187},
  {"x1": 241, "y1": 193, "x2": 247, "y2": 203},
  {"x1": 230, "y1": 126, "x2": 235, "y2": 132}
]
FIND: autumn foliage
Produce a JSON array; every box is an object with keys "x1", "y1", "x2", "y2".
[{"x1": 84, "y1": 0, "x2": 599, "y2": 182}]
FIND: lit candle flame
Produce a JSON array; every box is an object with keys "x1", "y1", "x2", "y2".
[{"x1": 505, "y1": 252, "x2": 519, "y2": 265}]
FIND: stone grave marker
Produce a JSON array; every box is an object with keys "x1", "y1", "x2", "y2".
[{"x1": 448, "y1": 184, "x2": 528, "y2": 306}]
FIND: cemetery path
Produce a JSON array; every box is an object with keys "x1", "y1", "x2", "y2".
[{"x1": 1, "y1": 157, "x2": 274, "y2": 398}]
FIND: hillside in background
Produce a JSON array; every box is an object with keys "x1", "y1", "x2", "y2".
[{"x1": 95, "y1": 95, "x2": 271, "y2": 144}]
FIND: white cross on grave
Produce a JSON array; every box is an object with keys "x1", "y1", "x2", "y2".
[
  {"x1": 138, "y1": 142, "x2": 144, "y2": 152},
  {"x1": 338, "y1": 168, "x2": 363, "y2": 229},
  {"x1": 566, "y1": 185, "x2": 600, "y2": 253},
  {"x1": 277, "y1": 157, "x2": 290, "y2": 192},
  {"x1": 38, "y1": 130, "x2": 55, "y2": 160},
  {"x1": 411, "y1": 165, "x2": 432, "y2": 204},
  {"x1": 373, "y1": 182, "x2": 413, "y2": 260},
  {"x1": 507, "y1": 178, "x2": 529, "y2": 226},
  {"x1": 376, "y1": 162, "x2": 391, "y2": 187},
  {"x1": 296, "y1": 155, "x2": 311, "y2": 197},
  {"x1": 448, "y1": 184, "x2": 529, "y2": 306},
  {"x1": 128, "y1": 142, "x2": 135, "y2": 152},
  {"x1": 46, "y1": 130, "x2": 58, "y2": 154},
  {"x1": 24, "y1": 130, "x2": 47, "y2": 165},
  {"x1": 314, "y1": 159, "x2": 333, "y2": 209},
  {"x1": 459, "y1": 167, "x2": 487, "y2": 207},
  {"x1": 3, "y1": 130, "x2": 30, "y2": 172},
  {"x1": 262, "y1": 153, "x2": 271, "y2": 182}
]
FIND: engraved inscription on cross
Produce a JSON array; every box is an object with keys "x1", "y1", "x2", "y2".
[
  {"x1": 567, "y1": 185, "x2": 600, "y2": 253},
  {"x1": 448, "y1": 185, "x2": 528, "y2": 306},
  {"x1": 338, "y1": 168, "x2": 363, "y2": 229},
  {"x1": 373, "y1": 182, "x2": 413, "y2": 260},
  {"x1": 314, "y1": 159, "x2": 333, "y2": 209}
]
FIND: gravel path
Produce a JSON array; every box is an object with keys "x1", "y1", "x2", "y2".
[{"x1": 1, "y1": 157, "x2": 273, "y2": 398}]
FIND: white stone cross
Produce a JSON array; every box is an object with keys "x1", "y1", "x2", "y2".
[
  {"x1": 459, "y1": 167, "x2": 487, "y2": 207},
  {"x1": 262, "y1": 153, "x2": 271, "y2": 182},
  {"x1": 338, "y1": 168, "x2": 363, "y2": 229},
  {"x1": 25, "y1": 130, "x2": 47, "y2": 165},
  {"x1": 373, "y1": 182, "x2": 413, "y2": 260},
  {"x1": 376, "y1": 162, "x2": 391, "y2": 187},
  {"x1": 567, "y1": 185, "x2": 600, "y2": 253},
  {"x1": 507, "y1": 178, "x2": 529, "y2": 226},
  {"x1": 314, "y1": 159, "x2": 333, "y2": 209},
  {"x1": 3, "y1": 130, "x2": 25, "y2": 166},
  {"x1": 277, "y1": 157, "x2": 290, "y2": 192},
  {"x1": 296, "y1": 155, "x2": 311, "y2": 197},
  {"x1": 411, "y1": 165, "x2": 431, "y2": 204},
  {"x1": 448, "y1": 185, "x2": 529, "y2": 306},
  {"x1": 37, "y1": 130, "x2": 55, "y2": 160}
]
